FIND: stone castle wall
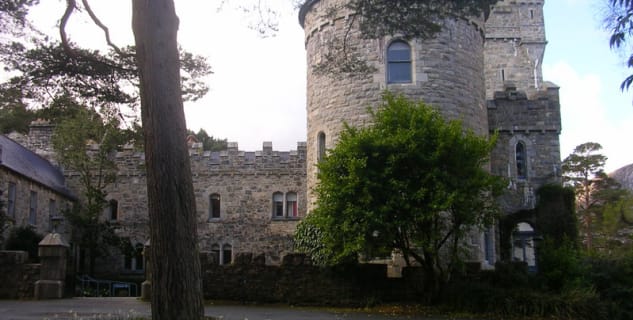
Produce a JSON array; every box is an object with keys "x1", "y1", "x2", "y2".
[
  {"x1": 488, "y1": 84, "x2": 562, "y2": 213},
  {"x1": 63, "y1": 141, "x2": 307, "y2": 273}
]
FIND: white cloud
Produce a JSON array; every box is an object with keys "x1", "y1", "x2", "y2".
[{"x1": 544, "y1": 61, "x2": 633, "y2": 172}]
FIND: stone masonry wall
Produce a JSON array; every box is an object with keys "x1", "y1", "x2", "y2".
[
  {"x1": 1, "y1": 168, "x2": 73, "y2": 237},
  {"x1": 0, "y1": 251, "x2": 40, "y2": 299},
  {"x1": 488, "y1": 84, "x2": 561, "y2": 213},
  {"x1": 64, "y1": 141, "x2": 307, "y2": 274},
  {"x1": 485, "y1": 0, "x2": 547, "y2": 99},
  {"x1": 201, "y1": 252, "x2": 426, "y2": 306}
]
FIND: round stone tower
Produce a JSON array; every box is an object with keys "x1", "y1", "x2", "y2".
[{"x1": 299, "y1": 0, "x2": 488, "y2": 209}]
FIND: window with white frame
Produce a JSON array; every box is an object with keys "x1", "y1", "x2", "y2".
[
  {"x1": 273, "y1": 192, "x2": 284, "y2": 218},
  {"x1": 387, "y1": 40, "x2": 412, "y2": 83},
  {"x1": 286, "y1": 192, "x2": 298, "y2": 218},
  {"x1": 209, "y1": 193, "x2": 221, "y2": 220}
]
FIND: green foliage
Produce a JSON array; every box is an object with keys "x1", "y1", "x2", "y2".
[
  {"x1": 606, "y1": 0, "x2": 633, "y2": 90},
  {"x1": 537, "y1": 238, "x2": 586, "y2": 292},
  {"x1": 51, "y1": 100, "x2": 130, "y2": 275},
  {"x1": 0, "y1": 90, "x2": 36, "y2": 134},
  {"x1": 5, "y1": 225, "x2": 43, "y2": 262},
  {"x1": 295, "y1": 93, "x2": 503, "y2": 294},
  {"x1": 584, "y1": 253, "x2": 633, "y2": 320},
  {"x1": 186, "y1": 129, "x2": 228, "y2": 151},
  {"x1": 350, "y1": 0, "x2": 495, "y2": 40},
  {"x1": 534, "y1": 184, "x2": 578, "y2": 243},
  {"x1": 0, "y1": 40, "x2": 211, "y2": 114}
]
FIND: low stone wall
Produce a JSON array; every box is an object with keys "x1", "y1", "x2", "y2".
[
  {"x1": 0, "y1": 251, "x2": 40, "y2": 299},
  {"x1": 201, "y1": 253, "x2": 426, "y2": 306}
]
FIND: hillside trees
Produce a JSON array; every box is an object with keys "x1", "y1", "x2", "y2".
[{"x1": 294, "y1": 93, "x2": 504, "y2": 299}]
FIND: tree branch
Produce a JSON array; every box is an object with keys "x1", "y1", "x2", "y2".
[{"x1": 81, "y1": 0, "x2": 132, "y2": 58}]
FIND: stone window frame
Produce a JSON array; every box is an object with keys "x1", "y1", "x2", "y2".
[
  {"x1": 29, "y1": 190, "x2": 37, "y2": 226},
  {"x1": 7, "y1": 182, "x2": 16, "y2": 218},
  {"x1": 211, "y1": 243, "x2": 233, "y2": 265},
  {"x1": 222, "y1": 244, "x2": 233, "y2": 265},
  {"x1": 515, "y1": 141, "x2": 528, "y2": 180},
  {"x1": 386, "y1": 39, "x2": 413, "y2": 84},
  {"x1": 48, "y1": 199, "x2": 57, "y2": 232},
  {"x1": 208, "y1": 193, "x2": 221, "y2": 221},
  {"x1": 272, "y1": 191, "x2": 301, "y2": 220},
  {"x1": 124, "y1": 242, "x2": 144, "y2": 272},
  {"x1": 317, "y1": 131, "x2": 326, "y2": 163},
  {"x1": 272, "y1": 192, "x2": 284, "y2": 218},
  {"x1": 108, "y1": 199, "x2": 119, "y2": 221},
  {"x1": 508, "y1": 135, "x2": 532, "y2": 181}
]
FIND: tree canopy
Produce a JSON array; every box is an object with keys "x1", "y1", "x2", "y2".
[{"x1": 295, "y1": 93, "x2": 504, "y2": 296}]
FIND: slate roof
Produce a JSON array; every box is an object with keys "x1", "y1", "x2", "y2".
[{"x1": 0, "y1": 135, "x2": 75, "y2": 200}]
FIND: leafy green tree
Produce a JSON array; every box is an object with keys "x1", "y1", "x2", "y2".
[
  {"x1": 187, "y1": 129, "x2": 228, "y2": 151},
  {"x1": 51, "y1": 101, "x2": 130, "y2": 276},
  {"x1": 605, "y1": 0, "x2": 633, "y2": 90},
  {"x1": 295, "y1": 93, "x2": 504, "y2": 298}
]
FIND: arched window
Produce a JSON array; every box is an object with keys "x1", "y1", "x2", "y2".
[
  {"x1": 109, "y1": 199, "x2": 119, "y2": 220},
  {"x1": 273, "y1": 192, "x2": 284, "y2": 218},
  {"x1": 211, "y1": 244, "x2": 220, "y2": 265},
  {"x1": 124, "y1": 243, "x2": 144, "y2": 271},
  {"x1": 512, "y1": 222, "x2": 537, "y2": 272},
  {"x1": 286, "y1": 192, "x2": 298, "y2": 217},
  {"x1": 317, "y1": 131, "x2": 326, "y2": 163},
  {"x1": 209, "y1": 193, "x2": 221, "y2": 219},
  {"x1": 515, "y1": 142, "x2": 527, "y2": 179},
  {"x1": 387, "y1": 40, "x2": 412, "y2": 83},
  {"x1": 222, "y1": 244, "x2": 232, "y2": 265}
]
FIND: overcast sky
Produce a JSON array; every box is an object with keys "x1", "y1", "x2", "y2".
[{"x1": 25, "y1": 0, "x2": 633, "y2": 172}]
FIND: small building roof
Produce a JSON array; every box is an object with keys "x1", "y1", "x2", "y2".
[{"x1": 0, "y1": 135, "x2": 75, "y2": 200}]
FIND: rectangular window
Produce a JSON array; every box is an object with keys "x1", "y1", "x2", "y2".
[
  {"x1": 286, "y1": 192, "x2": 298, "y2": 217},
  {"x1": 29, "y1": 191, "x2": 37, "y2": 225},
  {"x1": 273, "y1": 192, "x2": 284, "y2": 217},
  {"x1": 209, "y1": 194, "x2": 221, "y2": 219},
  {"x1": 7, "y1": 182, "x2": 16, "y2": 218}
]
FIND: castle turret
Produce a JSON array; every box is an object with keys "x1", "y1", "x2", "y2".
[{"x1": 300, "y1": 0, "x2": 488, "y2": 210}]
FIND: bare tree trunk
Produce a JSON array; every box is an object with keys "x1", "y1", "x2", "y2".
[{"x1": 131, "y1": 1, "x2": 204, "y2": 319}]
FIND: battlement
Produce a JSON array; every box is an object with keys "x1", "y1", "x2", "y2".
[{"x1": 487, "y1": 82, "x2": 561, "y2": 134}]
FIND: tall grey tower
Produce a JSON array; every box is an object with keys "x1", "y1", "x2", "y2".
[
  {"x1": 485, "y1": 0, "x2": 547, "y2": 98},
  {"x1": 299, "y1": 0, "x2": 488, "y2": 210}
]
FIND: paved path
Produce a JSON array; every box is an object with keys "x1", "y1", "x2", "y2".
[{"x1": 0, "y1": 298, "x2": 439, "y2": 319}]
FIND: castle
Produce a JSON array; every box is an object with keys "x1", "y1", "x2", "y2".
[{"x1": 1, "y1": 0, "x2": 560, "y2": 276}]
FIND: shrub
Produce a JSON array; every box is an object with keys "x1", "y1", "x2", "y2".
[{"x1": 5, "y1": 226, "x2": 43, "y2": 262}]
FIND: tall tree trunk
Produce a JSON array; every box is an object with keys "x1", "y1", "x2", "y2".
[{"x1": 131, "y1": 1, "x2": 204, "y2": 319}]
